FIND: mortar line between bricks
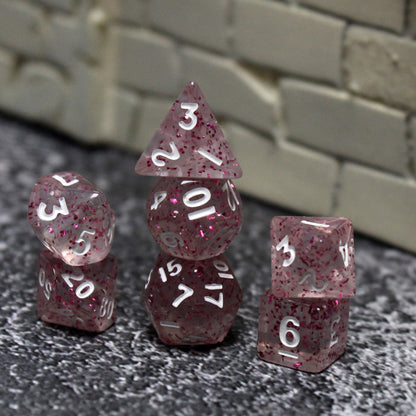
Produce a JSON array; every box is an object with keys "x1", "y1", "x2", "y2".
[
  {"x1": 330, "y1": 159, "x2": 344, "y2": 215},
  {"x1": 405, "y1": 112, "x2": 415, "y2": 177},
  {"x1": 339, "y1": 21, "x2": 350, "y2": 90},
  {"x1": 226, "y1": 0, "x2": 236, "y2": 59},
  {"x1": 404, "y1": 0, "x2": 412, "y2": 35}
]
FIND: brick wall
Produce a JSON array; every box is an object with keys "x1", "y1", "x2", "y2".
[{"x1": 0, "y1": 0, "x2": 415, "y2": 253}]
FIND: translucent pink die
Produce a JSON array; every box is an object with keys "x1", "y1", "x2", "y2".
[
  {"x1": 135, "y1": 81, "x2": 242, "y2": 179},
  {"x1": 143, "y1": 252, "x2": 242, "y2": 345},
  {"x1": 258, "y1": 291, "x2": 349, "y2": 373},
  {"x1": 28, "y1": 172, "x2": 115, "y2": 266},
  {"x1": 37, "y1": 250, "x2": 117, "y2": 332},
  {"x1": 146, "y1": 177, "x2": 242, "y2": 260},
  {"x1": 271, "y1": 217, "x2": 355, "y2": 298}
]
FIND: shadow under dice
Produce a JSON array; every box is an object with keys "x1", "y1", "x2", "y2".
[
  {"x1": 271, "y1": 217, "x2": 355, "y2": 298},
  {"x1": 146, "y1": 177, "x2": 242, "y2": 260},
  {"x1": 143, "y1": 252, "x2": 242, "y2": 345},
  {"x1": 258, "y1": 291, "x2": 350, "y2": 373},
  {"x1": 37, "y1": 250, "x2": 117, "y2": 332},
  {"x1": 28, "y1": 171, "x2": 115, "y2": 266}
]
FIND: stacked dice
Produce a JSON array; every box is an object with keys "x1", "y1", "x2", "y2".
[
  {"x1": 135, "y1": 81, "x2": 244, "y2": 345},
  {"x1": 28, "y1": 172, "x2": 117, "y2": 332},
  {"x1": 258, "y1": 217, "x2": 355, "y2": 372}
]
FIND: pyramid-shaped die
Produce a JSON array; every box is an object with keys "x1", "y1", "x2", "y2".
[
  {"x1": 135, "y1": 81, "x2": 242, "y2": 179},
  {"x1": 271, "y1": 217, "x2": 355, "y2": 299}
]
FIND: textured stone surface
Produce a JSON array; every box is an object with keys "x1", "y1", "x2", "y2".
[
  {"x1": 114, "y1": 0, "x2": 149, "y2": 24},
  {"x1": 182, "y1": 47, "x2": 277, "y2": 134},
  {"x1": 225, "y1": 123, "x2": 338, "y2": 214},
  {"x1": 103, "y1": 87, "x2": 141, "y2": 146},
  {"x1": 299, "y1": 0, "x2": 405, "y2": 32},
  {"x1": 143, "y1": 252, "x2": 242, "y2": 345},
  {"x1": 4, "y1": 62, "x2": 66, "y2": 122},
  {"x1": 135, "y1": 82, "x2": 242, "y2": 179},
  {"x1": 37, "y1": 250, "x2": 117, "y2": 332},
  {"x1": 258, "y1": 293, "x2": 350, "y2": 373},
  {"x1": 150, "y1": 0, "x2": 229, "y2": 52},
  {"x1": 0, "y1": 1, "x2": 44, "y2": 56},
  {"x1": 146, "y1": 177, "x2": 242, "y2": 260},
  {"x1": 409, "y1": 0, "x2": 416, "y2": 38},
  {"x1": 271, "y1": 217, "x2": 355, "y2": 299},
  {"x1": 114, "y1": 27, "x2": 179, "y2": 95},
  {"x1": 1, "y1": 114, "x2": 416, "y2": 414},
  {"x1": 335, "y1": 163, "x2": 416, "y2": 252},
  {"x1": 281, "y1": 78, "x2": 408, "y2": 175},
  {"x1": 344, "y1": 26, "x2": 416, "y2": 111},
  {"x1": 38, "y1": 0, "x2": 75, "y2": 12},
  {"x1": 132, "y1": 96, "x2": 171, "y2": 151},
  {"x1": 28, "y1": 171, "x2": 115, "y2": 266},
  {"x1": 233, "y1": 0, "x2": 345, "y2": 84}
]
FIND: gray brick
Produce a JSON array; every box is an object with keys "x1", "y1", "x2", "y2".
[
  {"x1": 335, "y1": 163, "x2": 416, "y2": 252},
  {"x1": 408, "y1": 0, "x2": 416, "y2": 37},
  {"x1": 59, "y1": 61, "x2": 106, "y2": 140},
  {"x1": 182, "y1": 47, "x2": 277, "y2": 134},
  {"x1": 233, "y1": 0, "x2": 345, "y2": 85},
  {"x1": 345, "y1": 26, "x2": 416, "y2": 111},
  {"x1": 0, "y1": 1, "x2": 45, "y2": 56},
  {"x1": 281, "y1": 79, "x2": 408, "y2": 175},
  {"x1": 103, "y1": 87, "x2": 141, "y2": 146},
  {"x1": 224, "y1": 123, "x2": 338, "y2": 214},
  {"x1": 37, "y1": 0, "x2": 75, "y2": 12},
  {"x1": 114, "y1": 27, "x2": 179, "y2": 95},
  {"x1": 3, "y1": 62, "x2": 66, "y2": 122},
  {"x1": 132, "y1": 96, "x2": 172, "y2": 151},
  {"x1": 46, "y1": 14, "x2": 78, "y2": 67},
  {"x1": 114, "y1": 0, "x2": 149, "y2": 25},
  {"x1": 0, "y1": 48, "x2": 14, "y2": 92},
  {"x1": 150, "y1": 0, "x2": 229, "y2": 53},
  {"x1": 410, "y1": 117, "x2": 416, "y2": 178},
  {"x1": 299, "y1": 0, "x2": 405, "y2": 33}
]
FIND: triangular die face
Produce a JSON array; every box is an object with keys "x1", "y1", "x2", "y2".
[{"x1": 135, "y1": 82, "x2": 242, "y2": 179}]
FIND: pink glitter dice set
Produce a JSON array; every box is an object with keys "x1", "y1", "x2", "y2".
[
  {"x1": 258, "y1": 217, "x2": 355, "y2": 372},
  {"x1": 28, "y1": 172, "x2": 117, "y2": 332},
  {"x1": 135, "y1": 82, "x2": 244, "y2": 345},
  {"x1": 27, "y1": 82, "x2": 356, "y2": 372}
]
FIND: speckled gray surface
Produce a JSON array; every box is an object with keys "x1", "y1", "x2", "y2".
[{"x1": 0, "y1": 113, "x2": 415, "y2": 416}]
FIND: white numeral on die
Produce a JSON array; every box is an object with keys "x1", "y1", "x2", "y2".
[
  {"x1": 38, "y1": 268, "x2": 52, "y2": 300},
  {"x1": 151, "y1": 191, "x2": 167, "y2": 210},
  {"x1": 99, "y1": 297, "x2": 115, "y2": 319},
  {"x1": 37, "y1": 197, "x2": 69, "y2": 221},
  {"x1": 278, "y1": 316, "x2": 300, "y2": 359},
  {"x1": 275, "y1": 235, "x2": 296, "y2": 267},
  {"x1": 183, "y1": 187, "x2": 216, "y2": 221},
  {"x1": 339, "y1": 241, "x2": 349, "y2": 268},
  {"x1": 172, "y1": 284, "x2": 194, "y2": 308},
  {"x1": 52, "y1": 174, "x2": 79, "y2": 187},
  {"x1": 330, "y1": 315, "x2": 340, "y2": 347},
  {"x1": 151, "y1": 142, "x2": 180, "y2": 167},
  {"x1": 74, "y1": 230, "x2": 96, "y2": 256},
  {"x1": 179, "y1": 103, "x2": 198, "y2": 131},
  {"x1": 62, "y1": 273, "x2": 95, "y2": 299}
]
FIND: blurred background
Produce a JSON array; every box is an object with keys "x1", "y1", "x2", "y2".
[{"x1": 0, "y1": 0, "x2": 414, "y2": 253}]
